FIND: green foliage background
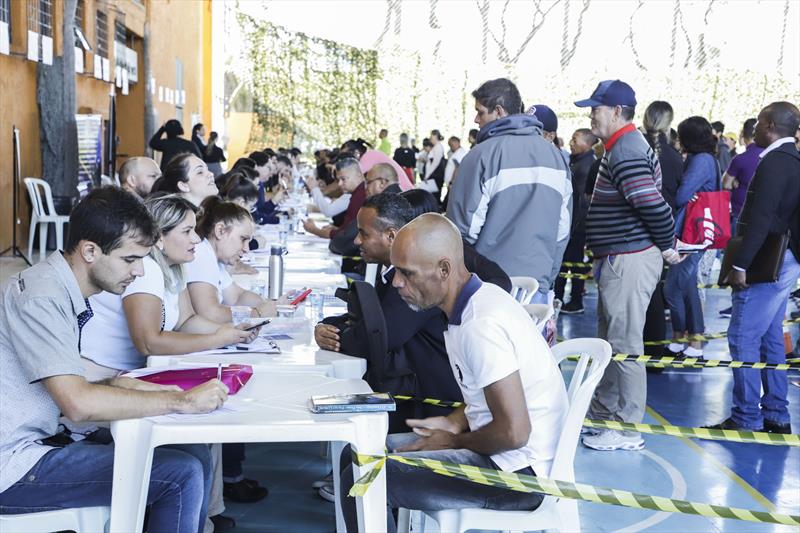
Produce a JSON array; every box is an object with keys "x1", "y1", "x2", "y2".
[{"x1": 237, "y1": 14, "x2": 378, "y2": 151}]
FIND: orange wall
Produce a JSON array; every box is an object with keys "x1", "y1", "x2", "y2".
[{"x1": 0, "y1": 0, "x2": 211, "y2": 250}]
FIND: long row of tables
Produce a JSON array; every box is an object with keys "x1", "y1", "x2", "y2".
[{"x1": 108, "y1": 224, "x2": 388, "y2": 533}]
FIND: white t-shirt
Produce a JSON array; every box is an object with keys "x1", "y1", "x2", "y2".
[
  {"x1": 81, "y1": 256, "x2": 181, "y2": 370},
  {"x1": 184, "y1": 239, "x2": 233, "y2": 303},
  {"x1": 443, "y1": 275, "x2": 567, "y2": 476},
  {"x1": 444, "y1": 146, "x2": 468, "y2": 187}
]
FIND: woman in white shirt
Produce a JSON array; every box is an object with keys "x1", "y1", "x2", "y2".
[
  {"x1": 185, "y1": 196, "x2": 279, "y2": 323},
  {"x1": 81, "y1": 195, "x2": 256, "y2": 375}
]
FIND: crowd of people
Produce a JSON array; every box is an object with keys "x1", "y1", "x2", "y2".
[{"x1": 1, "y1": 73, "x2": 799, "y2": 532}]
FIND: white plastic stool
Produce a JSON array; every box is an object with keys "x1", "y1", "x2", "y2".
[
  {"x1": 0, "y1": 506, "x2": 109, "y2": 532},
  {"x1": 24, "y1": 177, "x2": 70, "y2": 262}
]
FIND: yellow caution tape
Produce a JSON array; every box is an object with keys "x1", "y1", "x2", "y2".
[
  {"x1": 576, "y1": 353, "x2": 800, "y2": 371},
  {"x1": 561, "y1": 261, "x2": 593, "y2": 268},
  {"x1": 348, "y1": 452, "x2": 800, "y2": 526},
  {"x1": 583, "y1": 419, "x2": 799, "y2": 446},
  {"x1": 393, "y1": 395, "x2": 797, "y2": 445},
  {"x1": 641, "y1": 317, "x2": 800, "y2": 346},
  {"x1": 558, "y1": 272, "x2": 594, "y2": 279}
]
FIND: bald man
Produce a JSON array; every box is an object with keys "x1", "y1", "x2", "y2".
[
  {"x1": 119, "y1": 157, "x2": 161, "y2": 198},
  {"x1": 364, "y1": 163, "x2": 401, "y2": 197},
  {"x1": 338, "y1": 213, "x2": 567, "y2": 531}
]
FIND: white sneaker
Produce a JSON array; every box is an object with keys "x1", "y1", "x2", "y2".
[{"x1": 582, "y1": 429, "x2": 644, "y2": 451}]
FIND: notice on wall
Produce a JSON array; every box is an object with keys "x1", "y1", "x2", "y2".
[
  {"x1": 27, "y1": 31, "x2": 39, "y2": 62},
  {"x1": 41, "y1": 35, "x2": 53, "y2": 65},
  {"x1": 180, "y1": 90, "x2": 186, "y2": 106},
  {"x1": 102, "y1": 57, "x2": 111, "y2": 82},
  {"x1": 122, "y1": 69, "x2": 129, "y2": 96},
  {"x1": 150, "y1": 77, "x2": 156, "y2": 96},
  {"x1": 74, "y1": 47, "x2": 84, "y2": 73},
  {"x1": 0, "y1": 22, "x2": 10, "y2": 56},
  {"x1": 158, "y1": 85, "x2": 164, "y2": 102},
  {"x1": 115, "y1": 65, "x2": 122, "y2": 88},
  {"x1": 94, "y1": 54, "x2": 103, "y2": 79}
]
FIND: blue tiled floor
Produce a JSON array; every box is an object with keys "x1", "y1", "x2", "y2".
[{"x1": 224, "y1": 283, "x2": 800, "y2": 532}]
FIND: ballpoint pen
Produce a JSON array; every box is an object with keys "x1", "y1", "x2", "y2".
[{"x1": 217, "y1": 363, "x2": 222, "y2": 381}]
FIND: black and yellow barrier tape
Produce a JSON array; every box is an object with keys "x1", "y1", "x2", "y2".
[
  {"x1": 573, "y1": 353, "x2": 800, "y2": 371},
  {"x1": 392, "y1": 395, "x2": 798, "y2": 445},
  {"x1": 641, "y1": 317, "x2": 800, "y2": 346},
  {"x1": 348, "y1": 452, "x2": 800, "y2": 526},
  {"x1": 556, "y1": 273, "x2": 736, "y2": 289},
  {"x1": 561, "y1": 261, "x2": 593, "y2": 268},
  {"x1": 558, "y1": 271, "x2": 594, "y2": 279},
  {"x1": 582, "y1": 419, "x2": 799, "y2": 446}
]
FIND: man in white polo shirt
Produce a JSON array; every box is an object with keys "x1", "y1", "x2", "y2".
[{"x1": 338, "y1": 213, "x2": 567, "y2": 531}]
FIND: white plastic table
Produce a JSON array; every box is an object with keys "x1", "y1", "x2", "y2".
[
  {"x1": 146, "y1": 327, "x2": 366, "y2": 379},
  {"x1": 109, "y1": 372, "x2": 388, "y2": 533}
]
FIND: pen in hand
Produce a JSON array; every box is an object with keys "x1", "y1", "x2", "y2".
[{"x1": 217, "y1": 363, "x2": 222, "y2": 381}]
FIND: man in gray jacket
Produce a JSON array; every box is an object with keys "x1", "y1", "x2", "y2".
[{"x1": 446, "y1": 78, "x2": 572, "y2": 303}]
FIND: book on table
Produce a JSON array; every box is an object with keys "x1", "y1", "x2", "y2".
[{"x1": 309, "y1": 392, "x2": 396, "y2": 413}]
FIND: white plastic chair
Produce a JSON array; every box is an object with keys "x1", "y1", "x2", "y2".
[
  {"x1": 24, "y1": 178, "x2": 70, "y2": 262},
  {"x1": 0, "y1": 506, "x2": 110, "y2": 532},
  {"x1": 509, "y1": 276, "x2": 539, "y2": 305},
  {"x1": 524, "y1": 303, "x2": 554, "y2": 334},
  {"x1": 399, "y1": 338, "x2": 611, "y2": 533}
]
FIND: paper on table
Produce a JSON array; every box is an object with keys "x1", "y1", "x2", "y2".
[
  {"x1": 261, "y1": 318, "x2": 308, "y2": 336},
  {"x1": 151, "y1": 395, "x2": 259, "y2": 421},
  {"x1": 189, "y1": 337, "x2": 281, "y2": 356}
]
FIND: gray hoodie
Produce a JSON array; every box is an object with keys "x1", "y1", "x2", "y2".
[{"x1": 446, "y1": 114, "x2": 572, "y2": 297}]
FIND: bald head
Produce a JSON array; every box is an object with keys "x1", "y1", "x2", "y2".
[
  {"x1": 390, "y1": 213, "x2": 470, "y2": 313},
  {"x1": 120, "y1": 157, "x2": 161, "y2": 198},
  {"x1": 365, "y1": 163, "x2": 399, "y2": 197}
]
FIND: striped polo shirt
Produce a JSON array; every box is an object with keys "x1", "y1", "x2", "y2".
[{"x1": 586, "y1": 124, "x2": 675, "y2": 258}]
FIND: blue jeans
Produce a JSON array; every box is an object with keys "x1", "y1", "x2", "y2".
[
  {"x1": 728, "y1": 252, "x2": 800, "y2": 429},
  {"x1": 663, "y1": 251, "x2": 704, "y2": 334},
  {"x1": 0, "y1": 439, "x2": 212, "y2": 533},
  {"x1": 339, "y1": 433, "x2": 543, "y2": 532}
]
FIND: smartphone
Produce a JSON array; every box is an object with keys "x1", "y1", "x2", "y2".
[{"x1": 244, "y1": 319, "x2": 271, "y2": 331}]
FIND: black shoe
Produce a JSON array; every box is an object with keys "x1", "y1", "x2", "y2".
[
  {"x1": 223, "y1": 479, "x2": 269, "y2": 503},
  {"x1": 561, "y1": 301, "x2": 585, "y2": 314},
  {"x1": 210, "y1": 514, "x2": 236, "y2": 531},
  {"x1": 791, "y1": 288, "x2": 800, "y2": 299},
  {"x1": 664, "y1": 347, "x2": 685, "y2": 360},
  {"x1": 703, "y1": 417, "x2": 763, "y2": 432},
  {"x1": 719, "y1": 306, "x2": 732, "y2": 318},
  {"x1": 763, "y1": 419, "x2": 792, "y2": 434}
]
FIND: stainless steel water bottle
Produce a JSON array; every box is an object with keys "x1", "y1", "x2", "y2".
[{"x1": 268, "y1": 245, "x2": 284, "y2": 300}]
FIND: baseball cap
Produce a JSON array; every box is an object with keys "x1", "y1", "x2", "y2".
[
  {"x1": 526, "y1": 104, "x2": 558, "y2": 133},
  {"x1": 574, "y1": 80, "x2": 637, "y2": 108}
]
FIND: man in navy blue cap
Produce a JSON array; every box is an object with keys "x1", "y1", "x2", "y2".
[{"x1": 575, "y1": 80, "x2": 678, "y2": 452}]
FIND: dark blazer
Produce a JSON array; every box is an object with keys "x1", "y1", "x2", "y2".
[
  {"x1": 734, "y1": 142, "x2": 800, "y2": 269},
  {"x1": 148, "y1": 128, "x2": 202, "y2": 171},
  {"x1": 569, "y1": 151, "x2": 595, "y2": 234}
]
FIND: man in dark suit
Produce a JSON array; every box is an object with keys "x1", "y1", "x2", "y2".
[{"x1": 710, "y1": 101, "x2": 800, "y2": 434}]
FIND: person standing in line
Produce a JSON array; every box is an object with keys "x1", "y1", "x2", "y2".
[
  {"x1": 447, "y1": 78, "x2": 571, "y2": 304},
  {"x1": 555, "y1": 128, "x2": 598, "y2": 314},
  {"x1": 204, "y1": 131, "x2": 227, "y2": 177},
  {"x1": 574, "y1": 80, "x2": 679, "y2": 451},
  {"x1": 393, "y1": 133, "x2": 417, "y2": 184},
  {"x1": 149, "y1": 119, "x2": 202, "y2": 171},
  {"x1": 708, "y1": 102, "x2": 800, "y2": 434},
  {"x1": 377, "y1": 129, "x2": 392, "y2": 156},
  {"x1": 663, "y1": 117, "x2": 720, "y2": 361}
]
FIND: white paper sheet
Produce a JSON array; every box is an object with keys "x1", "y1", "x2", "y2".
[
  {"x1": 115, "y1": 65, "x2": 122, "y2": 87},
  {"x1": 27, "y1": 31, "x2": 38, "y2": 61},
  {"x1": 121, "y1": 69, "x2": 129, "y2": 95},
  {"x1": 74, "y1": 46, "x2": 83, "y2": 73},
  {"x1": 41, "y1": 35, "x2": 52, "y2": 65},
  {"x1": 93, "y1": 54, "x2": 102, "y2": 79},
  {"x1": 101, "y1": 57, "x2": 110, "y2": 82},
  {"x1": 0, "y1": 22, "x2": 10, "y2": 56}
]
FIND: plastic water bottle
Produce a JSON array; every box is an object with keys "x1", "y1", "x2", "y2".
[{"x1": 268, "y1": 245, "x2": 284, "y2": 300}]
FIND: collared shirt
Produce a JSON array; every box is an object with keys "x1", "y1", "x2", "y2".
[
  {"x1": 0, "y1": 252, "x2": 87, "y2": 493},
  {"x1": 759, "y1": 137, "x2": 796, "y2": 159},
  {"x1": 443, "y1": 274, "x2": 567, "y2": 476}
]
